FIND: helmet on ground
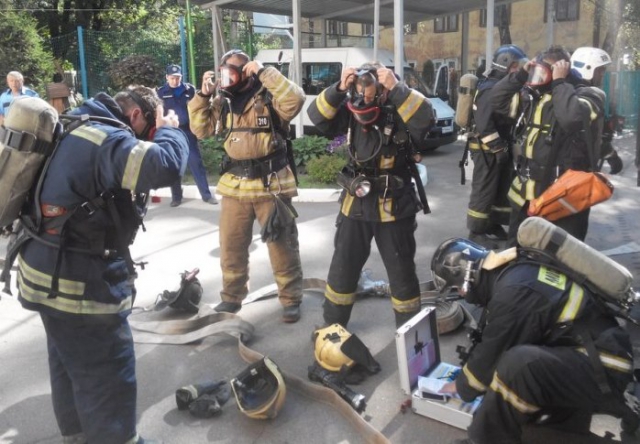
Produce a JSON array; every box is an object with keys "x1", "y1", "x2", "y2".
[
  {"x1": 430, "y1": 238, "x2": 490, "y2": 292},
  {"x1": 231, "y1": 357, "x2": 286, "y2": 420},
  {"x1": 492, "y1": 45, "x2": 528, "y2": 73},
  {"x1": 313, "y1": 323, "x2": 355, "y2": 372},
  {"x1": 168, "y1": 277, "x2": 202, "y2": 314},
  {"x1": 570, "y1": 47, "x2": 612, "y2": 81}
]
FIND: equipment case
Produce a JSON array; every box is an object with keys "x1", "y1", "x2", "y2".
[{"x1": 395, "y1": 307, "x2": 482, "y2": 430}]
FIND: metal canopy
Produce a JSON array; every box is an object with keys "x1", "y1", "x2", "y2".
[{"x1": 196, "y1": 0, "x2": 519, "y2": 26}]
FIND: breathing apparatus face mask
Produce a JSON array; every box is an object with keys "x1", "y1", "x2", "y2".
[
  {"x1": 218, "y1": 63, "x2": 247, "y2": 93},
  {"x1": 525, "y1": 59, "x2": 554, "y2": 90},
  {"x1": 347, "y1": 69, "x2": 383, "y2": 125}
]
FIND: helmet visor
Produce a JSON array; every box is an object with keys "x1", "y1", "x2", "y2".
[
  {"x1": 526, "y1": 62, "x2": 553, "y2": 87},
  {"x1": 219, "y1": 64, "x2": 244, "y2": 89}
]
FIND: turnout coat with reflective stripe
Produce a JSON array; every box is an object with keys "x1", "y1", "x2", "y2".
[
  {"x1": 18, "y1": 98, "x2": 189, "y2": 320},
  {"x1": 188, "y1": 67, "x2": 305, "y2": 201},
  {"x1": 491, "y1": 69, "x2": 605, "y2": 205},
  {"x1": 457, "y1": 261, "x2": 633, "y2": 402},
  {"x1": 307, "y1": 81, "x2": 433, "y2": 222}
]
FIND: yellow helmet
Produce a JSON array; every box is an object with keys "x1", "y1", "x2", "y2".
[
  {"x1": 231, "y1": 357, "x2": 286, "y2": 420},
  {"x1": 313, "y1": 324, "x2": 355, "y2": 372}
]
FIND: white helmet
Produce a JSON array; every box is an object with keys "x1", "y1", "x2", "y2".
[{"x1": 570, "y1": 47, "x2": 612, "y2": 81}]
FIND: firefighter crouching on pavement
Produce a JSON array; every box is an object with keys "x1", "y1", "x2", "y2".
[
  {"x1": 307, "y1": 62, "x2": 434, "y2": 328},
  {"x1": 491, "y1": 46, "x2": 610, "y2": 244},
  {"x1": 188, "y1": 49, "x2": 305, "y2": 323},
  {"x1": 432, "y1": 238, "x2": 635, "y2": 444},
  {"x1": 15, "y1": 87, "x2": 189, "y2": 444},
  {"x1": 466, "y1": 45, "x2": 527, "y2": 249}
]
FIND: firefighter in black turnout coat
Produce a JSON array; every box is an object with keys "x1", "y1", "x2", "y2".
[
  {"x1": 432, "y1": 238, "x2": 635, "y2": 444},
  {"x1": 466, "y1": 45, "x2": 527, "y2": 248},
  {"x1": 307, "y1": 62, "x2": 434, "y2": 328}
]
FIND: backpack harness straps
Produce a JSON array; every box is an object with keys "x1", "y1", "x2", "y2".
[{"x1": 1, "y1": 114, "x2": 141, "y2": 298}]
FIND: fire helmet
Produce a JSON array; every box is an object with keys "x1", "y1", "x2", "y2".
[
  {"x1": 313, "y1": 323, "x2": 355, "y2": 372},
  {"x1": 231, "y1": 357, "x2": 286, "y2": 420},
  {"x1": 492, "y1": 45, "x2": 528, "y2": 74},
  {"x1": 570, "y1": 47, "x2": 612, "y2": 81},
  {"x1": 430, "y1": 238, "x2": 490, "y2": 293}
]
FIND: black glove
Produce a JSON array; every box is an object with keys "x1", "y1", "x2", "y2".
[{"x1": 260, "y1": 195, "x2": 298, "y2": 243}]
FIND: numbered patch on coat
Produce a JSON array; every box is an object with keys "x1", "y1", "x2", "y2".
[{"x1": 256, "y1": 116, "x2": 270, "y2": 127}]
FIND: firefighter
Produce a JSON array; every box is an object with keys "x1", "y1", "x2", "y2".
[
  {"x1": 491, "y1": 46, "x2": 611, "y2": 244},
  {"x1": 307, "y1": 62, "x2": 434, "y2": 328},
  {"x1": 431, "y1": 237, "x2": 635, "y2": 444},
  {"x1": 14, "y1": 87, "x2": 189, "y2": 444},
  {"x1": 188, "y1": 49, "x2": 305, "y2": 323},
  {"x1": 466, "y1": 45, "x2": 527, "y2": 249}
]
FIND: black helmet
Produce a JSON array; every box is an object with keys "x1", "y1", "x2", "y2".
[
  {"x1": 155, "y1": 269, "x2": 202, "y2": 314},
  {"x1": 430, "y1": 238, "x2": 490, "y2": 293},
  {"x1": 492, "y1": 45, "x2": 528, "y2": 74},
  {"x1": 231, "y1": 357, "x2": 286, "y2": 420}
]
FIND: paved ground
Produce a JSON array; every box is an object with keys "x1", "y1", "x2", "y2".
[{"x1": 0, "y1": 133, "x2": 639, "y2": 444}]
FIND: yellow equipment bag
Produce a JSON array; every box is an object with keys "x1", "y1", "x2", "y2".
[{"x1": 528, "y1": 169, "x2": 613, "y2": 221}]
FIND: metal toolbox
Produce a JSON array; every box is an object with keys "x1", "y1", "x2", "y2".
[{"x1": 395, "y1": 307, "x2": 482, "y2": 430}]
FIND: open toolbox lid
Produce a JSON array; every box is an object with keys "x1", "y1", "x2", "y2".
[{"x1": 395, "y1": 306, "x2": 440, "y2": 395}]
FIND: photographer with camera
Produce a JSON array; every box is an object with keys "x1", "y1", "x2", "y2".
[
  {"x1": 307, "y1": 61, "x2": 433, "y2": 329},
  {"x1": 188, "y1": 49, "x2": 305, "y2": 323}
]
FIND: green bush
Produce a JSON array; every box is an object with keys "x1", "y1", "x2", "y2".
[
  {"x1": 199, "y1": 136, "x2": 225, "y2": 176},
  {"x1": 292, "y1": 135, "x2": 330, "y2": 168},
  {"x1": 306, "y1": 154, "x2": 347, "y2": 184}
]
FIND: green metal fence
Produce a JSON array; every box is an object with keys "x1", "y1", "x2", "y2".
[{"x1": 603, "y1": 70, "x2": 640, "y2": 126}]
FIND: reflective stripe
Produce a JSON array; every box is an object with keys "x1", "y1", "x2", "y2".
[
  {"x1": 392, "y1": 295, "x2": 420, "y2": 313},
  {"x1": 216, "y1": 169, "x2": 297, "y2": 200},
  {"x1": 396, "y1": 90, "x2": 423, "y2": 122},
  {"x1": 490, "y1": 373, "x2": 541, "y2": 414},
  {"x1": 537, "y1": 265, "x2": 567, "y2": 291},
  {"x1": 122, "y1": 140, "x2": 152, "y2": 190},
  {"x1": 558, "y1": 197, "x2": 579, "y2": 215},
  {"x1": 18, "y1": 271, "x2": 132, "y2": 316},
  {"x1": 578, "y1": 97, "x2": 598, "y2": 121},
  {"x1": 525, "y1": 93, "x2": 552, "y2": 159},
  {"x1": 481, "y1": 132, "x2": 500, "y2": 144},
  {"x1": 341, "y1": 193, "x2": 355, "y2": 216},
  {"x1": 490, "y1": 205, "x2": 511, "y2": 214},
  {"x1": 508, "y1": 93, "x2": 520, "y2": 119},
  {"x1": 576, "y1": 348, "x2": 634, "y2": 373},
  {"x1": 325, "y1": 283, "x2": 356, "y2": 305},
  {"x1": 379, "y1": 196, "x2": 396, "y2": 222},
  {"x1": 557, "y1": 283, "x2": 585, "y2": 322},
  {"x1": 72, "y1": 125, "x2": 108, "y2": 146},
  {"x1": 379, "y1": 156, "x2": 394, "y2": 170},
  {"x1": 507, "y1": 178, "x2": 526, "y2": 207},
  {"x1": 19, "y1": 254, "x2": 84, "y2": 295},
  {"x1": 467, "y1": 209, "x2": 489, "y2": 219},
  {"x1": 463, "y1": 364, "x2": 488, "y2": 392},
  {"x1": 316, "y1": 90, "x2": 338, "y2": 120}
]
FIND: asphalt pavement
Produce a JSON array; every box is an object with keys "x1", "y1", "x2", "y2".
[{"x1": 0, "y1": 133, "x2": 639, "y2": 444}]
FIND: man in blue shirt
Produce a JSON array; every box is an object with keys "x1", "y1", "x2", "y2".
[
  {"x1": 0, "y1": 71, "x2": 39, "y2": 125},
  {"x1": 158, "y1": 64, "x2": 217, "y2": 206}
]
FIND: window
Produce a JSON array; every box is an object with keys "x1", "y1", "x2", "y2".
[
  {"x1": 404, "y1": 23, "x2": 418, "y2": 35},
  {"x1": 302, "y1": 63, "x2": 342, "y2": 95},
  {"x1": 479, "y1": 4, "x2": 511, "y2": 27},
  {"x1": 327, "y1": 20, "x2": 348, "y2": 35},
  {"x1": 544, "y1": 0, "x2": 579, "y2": 22},
  {"x1": 362, "y1": 23, "x2": 374, "y2": 36},
  {"x1": 434, "y1": 15, "x2": 458, "y2": 33}
]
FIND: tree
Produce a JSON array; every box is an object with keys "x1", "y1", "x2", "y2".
[{"x1": 0, "y1": 11, "x2": 55, "y2": 94}]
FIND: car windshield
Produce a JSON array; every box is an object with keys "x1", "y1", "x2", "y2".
[{"x1": 403, "y1": 68, "x2": 435, "y2": 97}]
